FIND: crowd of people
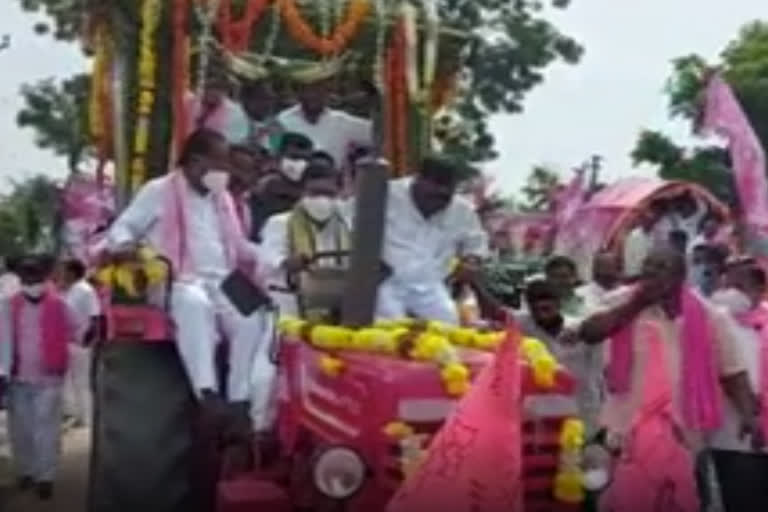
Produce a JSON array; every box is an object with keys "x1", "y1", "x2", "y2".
[{"x1": 0, "y1": 66, "x2": 765, "y2": 512}]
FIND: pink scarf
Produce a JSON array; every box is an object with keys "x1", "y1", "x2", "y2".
[
  {"x1": 734, "y1": 303, "x2": 768, "y2": 438},
  {"x1": 607, "y1": 287, "x2": 723, "y2": 432},
  {"x1": 10, "y1": 290, "x2": 71, "y2": 377},
  {"x1": 158, "y1": 171, "x2": 245, "y2": 276}
]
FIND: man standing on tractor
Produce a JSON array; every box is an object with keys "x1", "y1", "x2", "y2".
[
  {"x1": 103, "y1": 129, "x2": 273, "y2": 433},
  {"x1": 277, "y1": 72, "x2": 372, "y2": 172},
  {"x1": 375, "y1": 156, "x2": 488, "y2": 324},
  {"x1": 0, "y1": 254, "x2": 76, "y2": 501},
  {"x1": 259, "y1": 151, "x2": 351, "y2": 316},
  {"x1": 249, "y1": 132, "x2": 315, "y2": 241}
]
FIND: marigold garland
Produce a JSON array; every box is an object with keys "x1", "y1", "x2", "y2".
[
  {"x1": 217, "y1": 0, "x2": 271, "y2": 53},
  {"x1": 278, "y1": 0, "x2": 371, "y2": 56},
  {"x1": 88, "y1": 23, "x2": 113, "y2": 160},
  {"x1": 172, "y1": 0, "x2": 190, "y2": 157},
  {"x1": 131, "y1": 0, "x2": 162, "y2": 193},
  {"x1": 554, "y1": 418, "x2": 586, "y2": 503}
]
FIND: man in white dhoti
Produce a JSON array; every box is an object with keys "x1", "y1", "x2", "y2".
[
  {"x1": 259, "y1": 153, "x2": 350, "y2": 317},
  {"x1": 59, "y1": 258, "x2": 100, "y2": 428},
  {"x1": 105, "y1": 129, "x2": 274, "y2": 433},
  {"x1": 0, "y1": 255, "x2": 77, "y2": 501},
  {"x1": 376, "y1": 156, "x2": 489, "y2": 325}
]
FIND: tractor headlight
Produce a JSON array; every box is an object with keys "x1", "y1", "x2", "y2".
[
  {"x1": 582, "y1": 443, "x2": 612, "y2": 492},
  {"x1": 312, "y1": 446, "x2": 366, "y2": 500}
]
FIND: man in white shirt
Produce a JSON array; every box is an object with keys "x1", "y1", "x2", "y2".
[
  {"x1": 185, "y1": 74, "x2": 249, "y2": 144},
  {"x1": 376, "y1": 156, "x2": 489, "y2": 324},
  {"x1": 710, "y1": 264, "x2": 768, "y2": 512},
  {"x1": 59, "y1": 259, "x2": 100, "y2": 428},
  {"x1": 622, "y1": 209, "x2": 657, "y2": 279},
  {"x1": 276, "y1": 77, "x2": 372, "y2": 170},
  {"x1": 259, "y1": 153, "x2": 350, "y2": 317},
  {"x1": 105, "y1": 129, "x2": 273, "y2": 432}
]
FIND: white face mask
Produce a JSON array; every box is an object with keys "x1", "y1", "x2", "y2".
[
  {"x1": 281, "y1": 158, "x2": 308, "y2": 182},
  {"x1": 22, "y1": 283, "x2": 45, "y2": 299},
  {"x1": 302, "y1": 196, "x2": 336, "y2": 222},
  {"x1": 202, "y1": 170, "x2": 230, "y2": 194}
]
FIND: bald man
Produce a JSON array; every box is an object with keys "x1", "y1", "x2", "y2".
[{"x1": 579, "y1": 246, "x2": 759, "y2": 512}]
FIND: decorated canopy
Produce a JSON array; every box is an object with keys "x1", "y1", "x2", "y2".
[
  {"x1": 554, "y1": 176, "x2": 729, "y2": 278},
  {"x1": 84, "y1": 0, "x2": 469, "y2": 205}
]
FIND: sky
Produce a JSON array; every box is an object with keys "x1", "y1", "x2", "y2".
[{"x1": 0, "y1": 1, "x2": 766, "y2": 193}]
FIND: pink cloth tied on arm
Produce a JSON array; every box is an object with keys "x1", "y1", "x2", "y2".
[{"x1": 606, "y1": 287, "x2": 722, "y2": 432}]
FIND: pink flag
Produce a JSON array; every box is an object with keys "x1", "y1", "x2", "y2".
[
  {"x1": 554, "y1": 169, "x2": 586, "y2": 227},
  {"x1": 701, "y1": 74, "x2": 768, "y2": 239},
  {"x1": 387, "y1": 325, "x2": 522, "y2": 512}
]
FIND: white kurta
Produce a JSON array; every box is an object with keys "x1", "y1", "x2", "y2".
[
  {"x1": 258, "y1": 211, "x2": 350, "y2": 316},
  {"x1": 62, "y1": 279, "x2": 101, "y2": 426},
  {"x1": 376, "y1": 178, "x2": 489, "y2": 324},
  {"x1": 276, "y1": 105, "x2": 372, "y2": 168},
  {"x1": 623, "y1": 227, "x2": 652, "y2": 277},
  {"x1": 107, "y1": 176, "x2": 273, "y2": 427}
]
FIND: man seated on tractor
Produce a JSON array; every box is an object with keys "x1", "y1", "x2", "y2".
[
  {"x1": 103, "y1": 128, "x2": 273, "y2": 433},
  {"x1": 375, "y1": 155, "x2": 489, "y2": 324},
  {"x1": 259, "y1": 151, "x2": 350, "y2": 316}
]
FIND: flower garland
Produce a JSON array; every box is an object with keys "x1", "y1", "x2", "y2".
[
  {"x1": 130, "y1": 0, "x2": 162, "y2": 193},
  {"x1": 399, "y1": 0, "x2": 439, "y2": 105},
  {"x1": 554, "y1": 418, "x2": 586, "y2": 504},
  {"x1": 96, "y1": 247, "x2": 170, "y2": 300},
  {"x1": 217, "y1": 0, "x2": 271, "y2": 53},
  {"x1": 278, "y1": 317, "x2": 562, "y2": 396},
  {"x1": 278, "y1": 0, "x2": 371, "y2": 56},
  {"x1": 371, "y1": 0, "x2": 388, "y2": 91},
  {"x1": 383, "y1": 421, "x2": 429, "y2": 479},
  {"x1": 385, "y1": 18, "x2": 409, "y2": 175},
  {"x1": 193, "y1": 0, "x2": 221, "y2": 95},
  {"x1": 88, "y1": 23, "x2": 112, "y2": 160},
  {"x1": 172, "y1": 0, "x2": 190, "y2": 157}
]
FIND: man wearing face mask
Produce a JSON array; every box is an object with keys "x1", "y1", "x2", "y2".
[
  {"x1": 0, "y1": 255, "x2": 77, "y2": 501},
  {"x1": 375, "y1": 156, "x2": 489, "y2": 324},
  {"x1": 248, "y1": 132, "x2": 314, "y2": 241},
  {"x1": 709, "y1": 262, "x2": 768, "y2": 512},
  {"x1": 104, "y1": 129, "x2": 273, "y2": 433},
  {"x1": 259, "y1": 153, "x2": 350, "y2": 315}
]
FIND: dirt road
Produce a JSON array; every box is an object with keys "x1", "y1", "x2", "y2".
[{"x1": 0, "y1": 412, "x2": 90, "y2": 512}]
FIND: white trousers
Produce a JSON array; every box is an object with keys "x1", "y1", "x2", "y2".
[
  {"x1": 8, "y1": 381, "x2": 62, "y2": 482},
  {"x1": 62, "y1": 344, "x2": 92, "y2": 426},
  {"x1": 375, "y1": 278, "x2": 459, "y2": 325},
  {"x1": 170, "y1": 279, "x2": 276, "y2": 429}
]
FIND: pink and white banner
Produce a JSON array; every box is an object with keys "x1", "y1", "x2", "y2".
[
  {"x1": 61, "y1": 173, "x2": 115, "y2": 264},
  {"x1": 701, "y1": 74, "x2": 768, "y2": 250}
]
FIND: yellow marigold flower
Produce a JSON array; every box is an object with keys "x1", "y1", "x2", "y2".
[
  {"x1": 559, "y1": 419, "x2": 585, "y2": 450},
  {"x1": 440, "y1": 362, "x2": 469, "y2": 382},
  {"x1": 318, "y1": 354, "x2": 345, "y2": 377},
  {"x1": 554, "y1": 471, "x2": 585, "y2": 503},
  {"x1": 382, "y1": 421, "x2": 414, "y2": 439},
  {"x1": 444, "y1": 378, "x2": 471, "y2": 397}
]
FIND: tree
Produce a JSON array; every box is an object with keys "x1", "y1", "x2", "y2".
[
  {"x1": 0, "y1": 174, "x2": 61, "y2": 256},
  {"x1": 17, "y1": 0, "x2": 583, "y2": 164},
  {"x1": 520, "y1": 164, "x2": 561, "y2": 212},
  {"x1": 630, "y1": 21, "x2": 768, "y2": 202},
  {"x1": 17, "y1": 74, "x2": 92, "y2": 174}
]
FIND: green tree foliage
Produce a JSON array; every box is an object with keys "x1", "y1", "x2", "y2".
[
  {"x1": 631, "y1": 21, "x2": 768, "y2": 203},
  {"x1": 17, "y1": 0, "x2": 583, "y2": 164},
  {"x1": 520, "y1": 164, "x2": 561, "y2": 212},
  {"x1": 0, "y1": 175, "x2": 61, "y2": 256},
  {"x1": 17, "y1": 74, "x2": 92, "y2": 174}
]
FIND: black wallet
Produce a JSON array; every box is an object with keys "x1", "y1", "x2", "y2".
[{"x1": 220, "y1": 269, "x2": 273, "y2": 316}]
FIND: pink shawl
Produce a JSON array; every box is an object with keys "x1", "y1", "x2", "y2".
[
  {"x1": 734, "y1": 303, "x2": 768, "y2": 438},
  {"x1": 606, "y1": 287, "x2": 723, "y2": 432},
  {"x1": 600, "y1": 323, "x2": 699, "y2": 512},
  {"x1": 158, "y1": 171, "x2": 246, "y2": 276},
  {"x1": 10, "y1": 290, "x2": 71, "y2": 377}
]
